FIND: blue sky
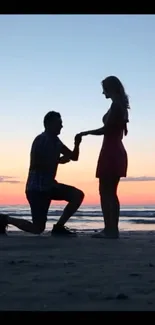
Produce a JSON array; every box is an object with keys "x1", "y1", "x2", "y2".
[{"x1": 0, "y1": 14, "x2": 155, "y2": 187}]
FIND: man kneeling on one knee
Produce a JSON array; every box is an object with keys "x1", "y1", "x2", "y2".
[{"x1": 0, "y1": 111, "x2": 84, "y2": 236}]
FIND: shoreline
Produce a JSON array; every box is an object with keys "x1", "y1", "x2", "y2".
[
  {"x1": 1, "y1": 230, "x2": 155, "y2": 310},
  {"x1": 3, "y1": 228, "x2": 155, "y2": 236}
]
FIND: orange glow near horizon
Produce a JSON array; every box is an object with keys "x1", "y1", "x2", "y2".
[
  {"x1": 0, "y1": 177, "x2": 155, "y2": 206},
  {"x1": 0, "y1": 147, "x2": 155, "y2": 206}
]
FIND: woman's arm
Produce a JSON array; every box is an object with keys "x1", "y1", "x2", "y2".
[{"x1": 79, "y1": 127, "x2": 104, "y2": 136}]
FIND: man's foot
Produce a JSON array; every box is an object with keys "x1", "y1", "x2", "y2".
[
  {"x1": 0, "y1": 214, "x2": 8, "y2": 235},
  {"x1": 51, "y1": 224, "x2": 77, "y2": 237}
]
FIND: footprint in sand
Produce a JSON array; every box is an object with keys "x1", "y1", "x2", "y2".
[
  {"x1": 148, "y1": 263, "x2": 154, "y2": 267},
  {"x1": 129, "y1": 273, "x2": 141, "y2": 277},
  {"x1": 104, "y1": 293, "x2": 129, "y2": 300},
  {"x1": 8, "y1": 259, "x2": 28, "y2": 265}
]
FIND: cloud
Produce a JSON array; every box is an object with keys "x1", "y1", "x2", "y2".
[
  {"x1": 0, "y1": 175, "x2": 155, "y2": 185},
  {"x1": 0, "y1": 176, "x2": 22, "y2": 184},
  {"x1": 121, "y1": 176, "x2": 155, "y2": 182}
]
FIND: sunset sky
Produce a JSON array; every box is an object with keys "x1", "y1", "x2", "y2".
[{"x1": 0, "y1": 14, "x2": 155, "y2": 206}]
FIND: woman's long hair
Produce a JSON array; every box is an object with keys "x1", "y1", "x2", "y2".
[{"x1": 102, "y1": 76, "x2": 130, "y2": 135}]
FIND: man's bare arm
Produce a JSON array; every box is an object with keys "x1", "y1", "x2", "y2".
[
  {"x1": 58, "y1": 156, "x2": 70, "y2": 164},
  {"x1": 60, "y1": 135, "x2": 82, "y2": 161}
]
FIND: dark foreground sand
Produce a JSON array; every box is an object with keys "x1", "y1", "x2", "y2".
[{"x1": 1, "y1": 230, "x2": 155, "y2": 311}]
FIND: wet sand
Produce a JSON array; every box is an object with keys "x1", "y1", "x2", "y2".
[{"x1": 1, "y1": 230, "x2": 155, "y2": 311}]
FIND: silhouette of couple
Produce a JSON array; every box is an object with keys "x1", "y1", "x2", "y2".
[{"x1": 0, "y1": 76, "x2": 129, "y2": 239}]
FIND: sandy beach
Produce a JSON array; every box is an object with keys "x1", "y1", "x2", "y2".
[{"x1": 1, "y1": 230, "x2": 155, "y2": 311}]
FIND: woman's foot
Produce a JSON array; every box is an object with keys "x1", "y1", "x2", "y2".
[
  {"x1": 106, "y1": 228, "x2": 120, "y2": 239},
  {"x1": 92, "y1": 228, "x2": 119, "y2": 239},
  {"x1": 91, "y1": 228, "x2": 107, "y2": 238}
]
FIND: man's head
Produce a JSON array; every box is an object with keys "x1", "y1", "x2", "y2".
[{"x1": 43, "y1": 111, "x2": 63, "y2": 135}]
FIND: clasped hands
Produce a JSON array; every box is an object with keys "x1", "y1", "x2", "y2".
[
  {"x1": 74, "y1": 131, "x2": 89, "y2": 146},
  {"x1": 59, "y1": 131, "x2": 88, "y2": 164}
]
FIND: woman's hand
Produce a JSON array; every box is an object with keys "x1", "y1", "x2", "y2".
[{"x1": 76, "y1": 131, "x2": 89, "y2": 137}]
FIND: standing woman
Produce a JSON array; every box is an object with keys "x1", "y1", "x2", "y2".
[{"x1": 78, "y1": 76, "x2": 130, "y2": 238}]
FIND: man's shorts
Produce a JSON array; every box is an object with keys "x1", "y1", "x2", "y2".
[{"x1": 26, "y1": 182, "x2": 79, "y2": 224}]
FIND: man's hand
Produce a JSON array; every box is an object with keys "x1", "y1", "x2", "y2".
[
  {"x1": 74, "y1": 134, "x2": 82, "y2": 146},
  {"x1": 74, "y1": 131, "x2": 90, "y2": 146},
  {"x1": 59, "y1": 156, "x2": 70, "y2": 164}
]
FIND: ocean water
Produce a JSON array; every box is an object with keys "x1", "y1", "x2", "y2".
[{"x1": 1, "y1": 204, "x2": 155, "y2": 233}]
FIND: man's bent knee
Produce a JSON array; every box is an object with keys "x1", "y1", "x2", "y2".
[{"x1": 75, "y1": 189, "x2": 85, "y2": 202}]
